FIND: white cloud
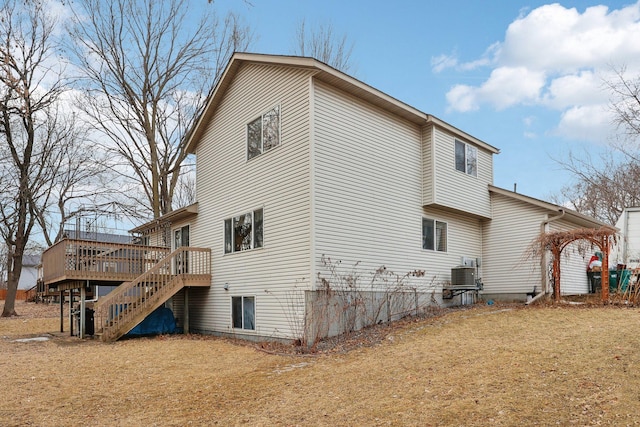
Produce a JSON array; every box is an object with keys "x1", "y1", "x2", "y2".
[
  {"x1": 499, "y1": 3, "x2": 640, "y2": 72},
  {"x1": 542, "y1": 71, "x2": 607, "y2": 110},
  {"x1": 554, "y1": 104, "x2": 613, "y2": 142},
  {"x1": 431, "y1": 53, "x2": 458, "y2": 73},
  {"x1": 43, "y1": 0, "x2": 75, "y2": 37},
  {"x1": 446, "y1": 67, "x2": 545, "y2": 112},
  {"x1": 522, "y1": 116, "x2": 536, "y2": 127},
  {"x1": 431, "y1": 43, "x2": 498, "y2": 73},
  {"x1": 478, "y1": 67, "x2": 546, "y2": 109},
  {"x1": 440, "y1": 1, "x2": 640, "y2": 141},
  {"x1": 446, "y1": 84, "x2": 478, "y2": 112}
]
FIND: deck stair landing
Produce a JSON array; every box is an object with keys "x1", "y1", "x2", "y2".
[{"x1": 93, "y1": 247, "x2": 210, "y2": 342}]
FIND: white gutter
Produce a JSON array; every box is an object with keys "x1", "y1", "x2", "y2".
[{"x1": 527, "y1": 209, "x2": 566, "y2": 305}]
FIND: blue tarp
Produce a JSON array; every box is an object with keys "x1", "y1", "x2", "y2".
[{"x1": 126, "y1": 306, "x2": 176, "y2": 337}]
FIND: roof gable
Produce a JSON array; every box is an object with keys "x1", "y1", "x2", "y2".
[{"x1": 185, "y1": 52, "x2": 500, "y2": 155}]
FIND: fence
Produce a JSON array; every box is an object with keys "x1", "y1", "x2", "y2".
[{"x1": 0, "y1": 289, "x2": 30, "y2": 301}]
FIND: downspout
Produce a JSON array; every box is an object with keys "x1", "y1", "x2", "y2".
[
  {"x1": 527, "y1": 209, "x2": 565, "y2": 305},
  {"x1": 622, "y1": 208, "x2": 630, "y2": 266}
]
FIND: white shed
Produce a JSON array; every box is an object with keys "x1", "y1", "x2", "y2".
[{"x1": 613, "y1": 207, "x2": 640, "y2": 269}]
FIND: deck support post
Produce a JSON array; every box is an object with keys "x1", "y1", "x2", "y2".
[
  {"x1": 69, "y1": 288, "x2": 74, "y2": 337},
  {"x1": 59, "y1": 290, "x2": 64, "y2": 332},
  {"x1": 80, "y1": 285, "x2": 86, "y2": 339},
  {"x1": 184, "y1": 287, "x2": 189, "y2": 334}
]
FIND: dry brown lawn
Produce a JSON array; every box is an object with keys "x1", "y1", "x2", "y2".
[{"x1": 2, "y1": 300, "x2": 640, "y2": 426}]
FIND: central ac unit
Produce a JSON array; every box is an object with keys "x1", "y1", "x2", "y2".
[{"x1": 451, "y1": 266, "x2": 475, "y2": 287}]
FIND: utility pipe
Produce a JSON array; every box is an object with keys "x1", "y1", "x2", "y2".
[{"x1": 527, "y1": 209, "x2": 566, "y2": 305}]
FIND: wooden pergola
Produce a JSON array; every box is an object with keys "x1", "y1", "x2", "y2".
[{"x1": 533, "y1": 227, "x2": 617, "y2": 301}]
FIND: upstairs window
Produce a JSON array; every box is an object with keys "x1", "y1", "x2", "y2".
[
  {"x1": 455, "y1": 139, "x2": 477, "y2": 177},
  {"x1": 422, "y1": 218, "x2": 447, "y2": 252},
  {"x1": 247, "y1": 105, "x2": 280, "y2": 160},
  {"x1": 224, "y1": 208, "x2": 263, "y2": 254}
]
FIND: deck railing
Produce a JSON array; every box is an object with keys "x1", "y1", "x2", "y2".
[
  {"x1": 42, "y1": 239, "x2": 170, "y2": 284},
  {"x1": 94, "y1": 246, "x2": 211, "y2": 342}
]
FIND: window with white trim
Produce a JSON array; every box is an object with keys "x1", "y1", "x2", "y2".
[
  {"x1": 455, "y1": 139, "x2": 477, "y2": 177},
  {"x1": 247, "y1": 105, "x2": 280, "y2": 160},
  {"x1": 232, "y1": 296, "x2": 255, "y2": 330},
  {"x1": 224, "y1": 208, "x2": 263, "y2": 254},
  {"x1": 422, "y1": 218, "x2": 447, "y2": 252}
]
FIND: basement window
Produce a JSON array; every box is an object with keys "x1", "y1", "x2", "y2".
[
  {"x1": 232, "y1": 296, "x2": 255, "y2": 330},
  {"x1": 247, "y1": 105, "x2": 280, "y2": 160},
  {"x1": 455, "y1": 139, "x2": 477, "y2": 177}
]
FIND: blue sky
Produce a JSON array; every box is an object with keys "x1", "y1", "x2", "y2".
[{"x1": 211, "y1": 0, "x2": 640, "y2": 202}]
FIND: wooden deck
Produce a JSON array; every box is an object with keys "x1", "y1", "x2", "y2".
[
  {"x1": 41, "y1": 239, "x2": 212, "y2": 340},
  {"x1": 41, "y1": 239, "x2": 171, "y2": 286}
]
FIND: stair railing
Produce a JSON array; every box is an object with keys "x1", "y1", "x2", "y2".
[{"x1": 94, "y1": 247, "x2": 211, "y2": 341}]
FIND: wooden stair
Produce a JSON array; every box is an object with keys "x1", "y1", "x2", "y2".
[{"x1": 93, "y1": 247, "x2": 210, "y2": 342}]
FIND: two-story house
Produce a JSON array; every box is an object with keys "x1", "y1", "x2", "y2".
[
  {"x1": 143, "y1": 53, "x2": 607, "y2": 342},
  {"x1": 42, "y1": 53, "x2": 609, "y2": 343}
]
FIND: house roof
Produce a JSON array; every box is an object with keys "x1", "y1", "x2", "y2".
[
  {"x1": 22, "y1": 254, "x2": 41, "y2": 267},
  {"x1": 61, "y1": 230, "x2": 133, "y2": 244},
  {"x1": 129, "y1": 203, "x2": 198, "y2": 234},
  {"x1": 489, "y1": 185, "x2": 614, "y2": 229},
  {"x1": 185, "y1": 52, "x2": 500, "y2": 155}
]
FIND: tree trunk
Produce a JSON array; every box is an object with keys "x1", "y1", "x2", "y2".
[{"x1": 2, "y1": 250, "x2": 23, "y2": 317}]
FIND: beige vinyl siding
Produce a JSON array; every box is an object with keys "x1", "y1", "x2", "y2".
[
  {"x1": 549, "y1": 219, "x2": 590, "y2": 295},
  {"x1": 483, "y1": 192, "x2": 594, "y2": 297},
  {"x1": 313, "y1": 81, "x2": 482, "y2": 291},
  {"x1": 144, "y1": 227, "x2": 168, "y2": 248},
  {"x1": 482, "y1": 193, "x2": 543, "y2": 296},
  {"x1": 430, "y1": 127, "x2": 492, "y2": 218},
  {"x1": 188, "y1": 63, "x2": 314, "y2": 340},
  {"x1": 165, "y1": 217, "x2": 193, "y2": 323},
  {"x1": 422, "y1": 125, "x2": 434, "y2": 205},
  {"x1": 168, "y1": 289, "x2": 185, "y2": 330},
  {"x1": 423, "y1": 207, "x2": 483, "y2": 282}
]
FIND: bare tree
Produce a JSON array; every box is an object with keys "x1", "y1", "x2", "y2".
[
  {"x1": 554, "y1": 66, "x2": 640, "y2": 225},
  {"x1": 0, "y1": 0, "x2": 66, "y2": 316},
  {"x1": 0, "y1": 243, "x2": 7, "y2": 290},
  {"x1": 69, "y1": 0, "x2": 252, "y2": 218},
  {"x1": 173, "y1": 170, "x2": 196, "y2": 209},
  {"x1": 33, "y1": 112, "x2": 116, "y2": 246},
  {"x1": 607, "y1": 65, "x2": 640, "y2": 147},
  {"x1": 294, "y1": 19, "x2": 355, "y2": 73},
  {"x1": 553, "y1": 152, "x2": 640, "y2": 225}
]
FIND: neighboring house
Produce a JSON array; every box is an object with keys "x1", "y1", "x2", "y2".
[
  {"x1": 612, "y1": 207, "x2": 640, "y2": 269},
  {"x1": 41, "y1": 53, "x2": 609, "y2": 342},
  {"x1": 18, "y1": 254, "x2": 40, "y2": 290},
  {"x1": 50, "y1": 230, "x2": 135, "y2": 298},
  {"x1": 59, "y1": 229, "x2": 134, "y2": 245}
]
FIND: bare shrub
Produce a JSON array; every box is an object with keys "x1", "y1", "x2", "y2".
[
  {"x1": 267, "y1": 256, "x2": 443, "y2": 351},
  {"x1": 304, "y1": 256, "x2": 440, "y2": 350}
]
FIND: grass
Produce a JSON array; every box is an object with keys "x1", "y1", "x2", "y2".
[{"x1": 1, "y1": 300, "x2": 640, "y2": 426}]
